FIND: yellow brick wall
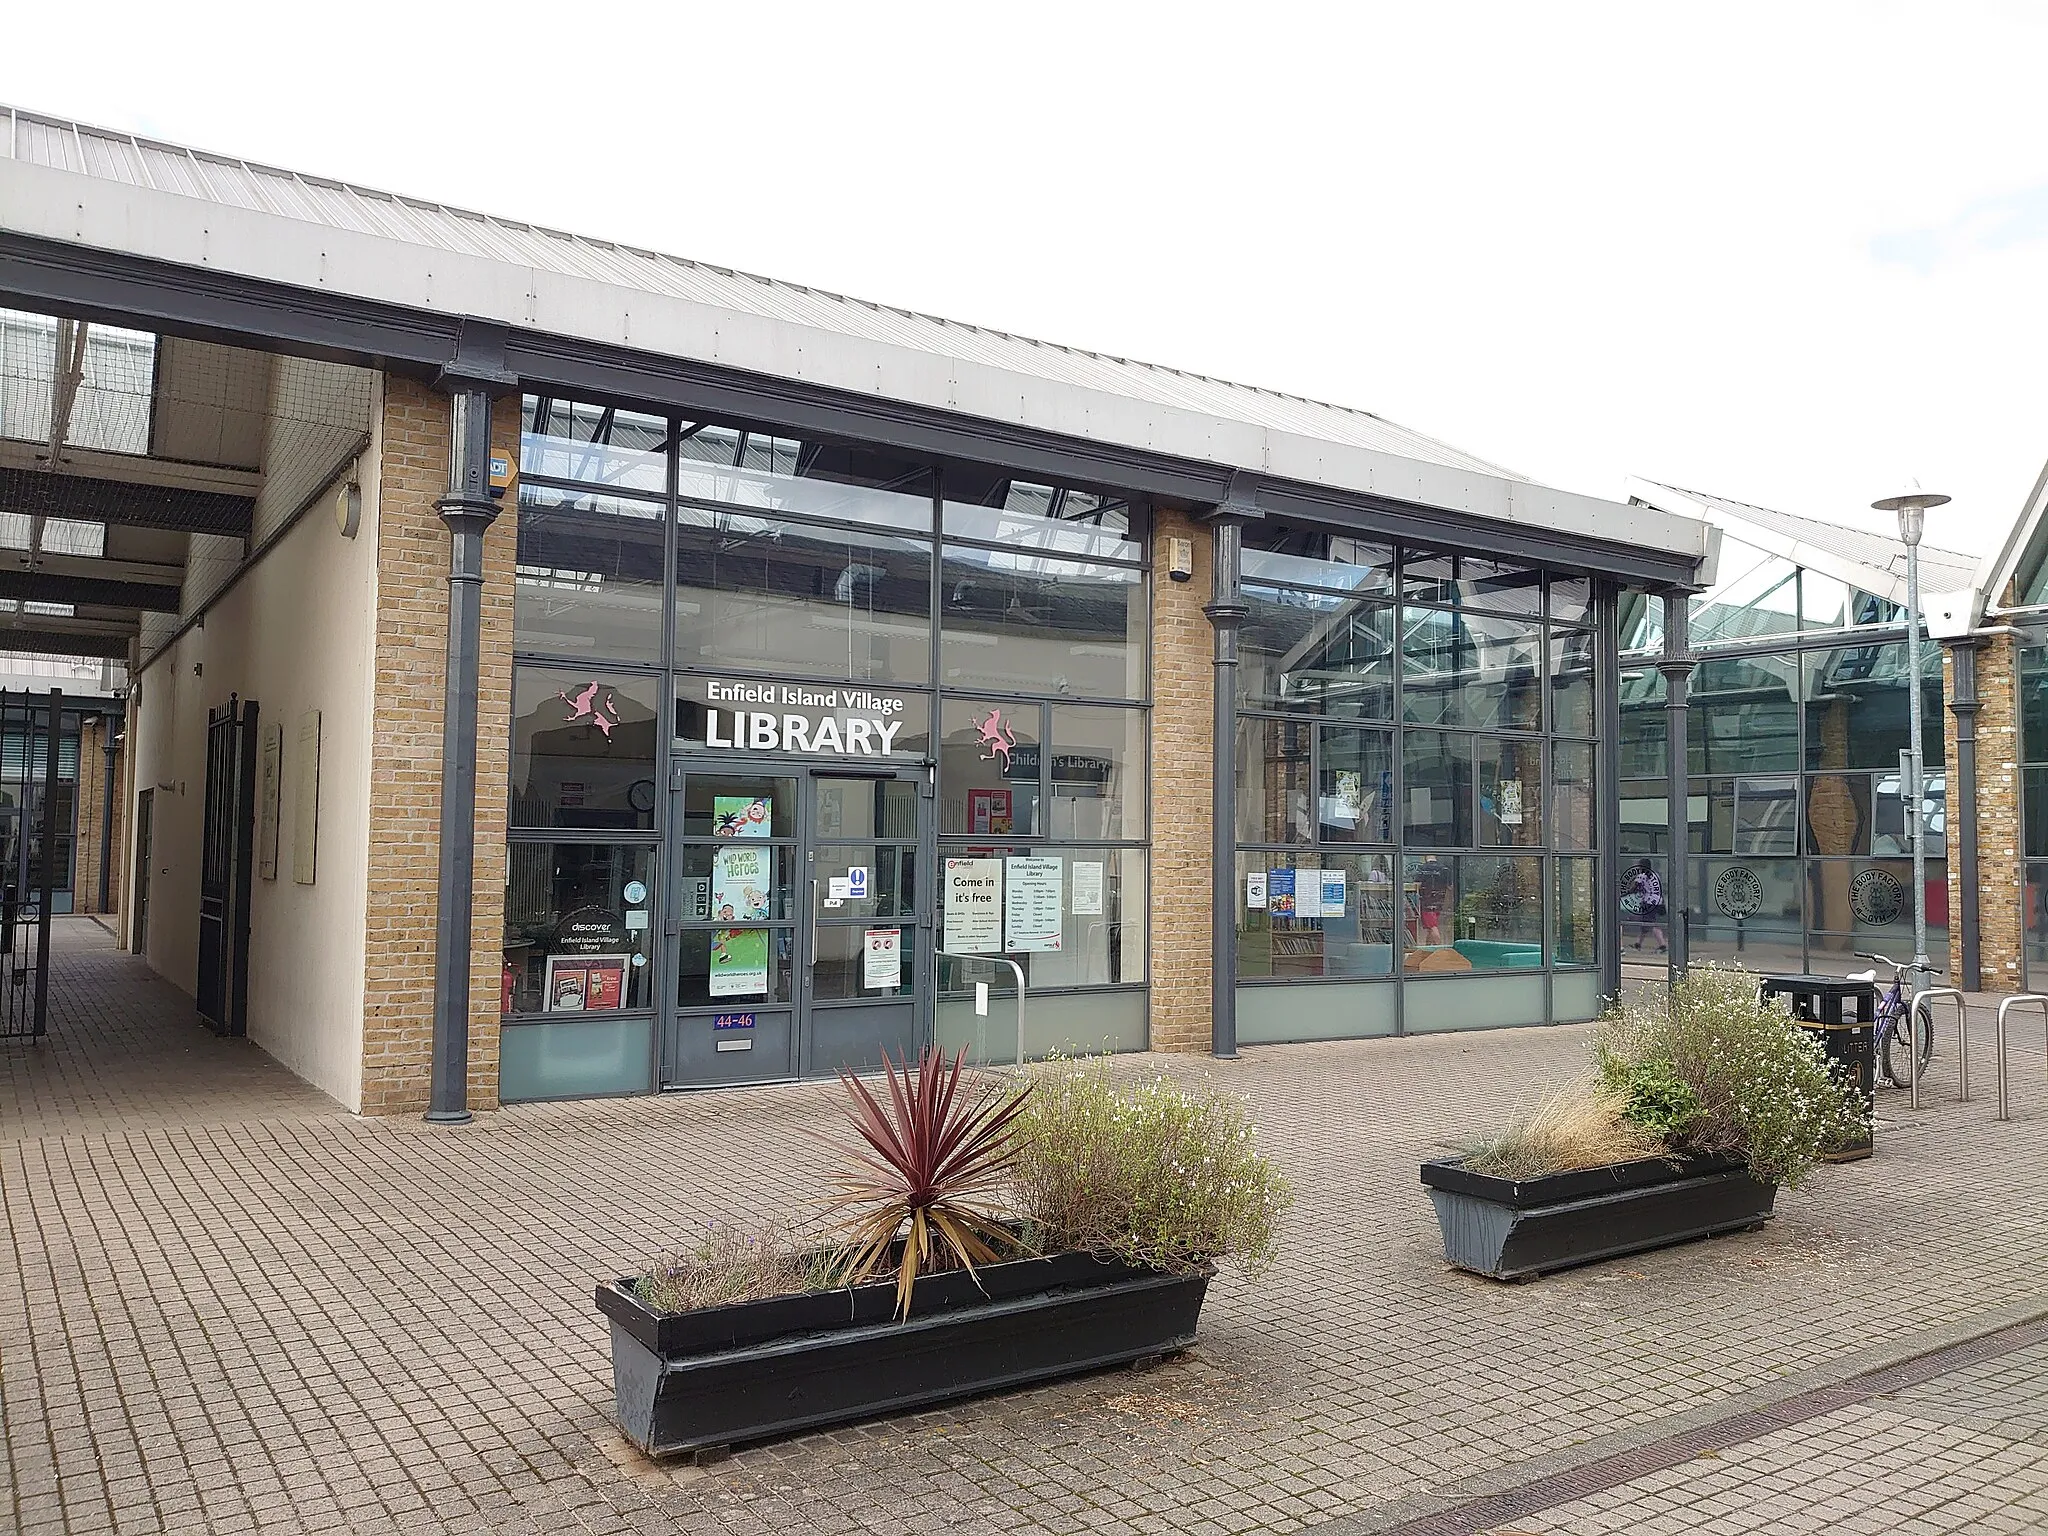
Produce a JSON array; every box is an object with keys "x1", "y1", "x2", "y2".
[
  {"x1": 1147, "y1": 509, "x2": 1214, "y2": 1052},
  {"x1": 1952, "y1": 632, "x2": 2026, "y2": 990},
  {"x1": 360, "y1": 379, "x2": 518, "y2": 1115},
  {"x1": 73, "y1": 719, "x2": 124, "y2": 919}
]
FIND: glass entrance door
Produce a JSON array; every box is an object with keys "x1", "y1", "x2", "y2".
[{"x1": 663, "y1": 762, "x2": 929, "y2": 1086}]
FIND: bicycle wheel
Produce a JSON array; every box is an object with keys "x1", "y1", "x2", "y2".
[{"x1": 1881, "y1": 1003, "x2": 1936, "y2": 1088}]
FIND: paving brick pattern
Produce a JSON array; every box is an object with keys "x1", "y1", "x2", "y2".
[
  {"x1": 8, "y1": 921, "x2": 2048, "y2": 1534},
  {"x1": 1481, "y1": 1342, "x2": 2048, "y2": 1534}
]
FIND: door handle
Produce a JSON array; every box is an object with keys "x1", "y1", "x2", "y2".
[{"x1": 808, "y1": 879, "x2": 819, "y2": 968}]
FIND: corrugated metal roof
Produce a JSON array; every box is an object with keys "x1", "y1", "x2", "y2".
[
  {"x1": 1636, "y1": 480, "x2": 1980, "y2": 594},
  {"x1": 2, "y1": 105, "x2": 1525, "y2": 482}
]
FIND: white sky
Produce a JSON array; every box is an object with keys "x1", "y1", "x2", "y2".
[{"x1": 7, "y1": 1, "x2": 2045, "y2": 562}]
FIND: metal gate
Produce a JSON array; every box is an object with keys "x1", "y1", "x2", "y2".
[
  {"x1": 198, "y1": 695, "x2": 259, "y2": 1036},
  {"x1": 0, "y1": 690, "x2": 62, "y2": 1041}
]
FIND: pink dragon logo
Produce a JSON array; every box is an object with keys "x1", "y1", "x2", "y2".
[
  {"x1": 973, "y1": 707, "x2": 1017, "y2": 771},
  {"x1": 559, "y1": 681, "x2": 622, "y2": 739}
]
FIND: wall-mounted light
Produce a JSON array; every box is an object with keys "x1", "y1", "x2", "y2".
[{"x1": 335, "y1": 482, "x2": 363, "y2": 539}]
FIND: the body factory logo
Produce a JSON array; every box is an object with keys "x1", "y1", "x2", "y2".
[
  {"x1": 1850, "y1": 868, "x2": 1905, "y2": 926},
  {"x1": 1713, "y1": 865, "x2": 1765, "y2": 920}
]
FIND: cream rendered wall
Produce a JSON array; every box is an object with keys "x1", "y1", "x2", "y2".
[{"x1": 123, "y1": 380, "x2": 381, "y2": 1111}]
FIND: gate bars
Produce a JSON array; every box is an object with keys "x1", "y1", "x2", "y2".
[{"x1": 0, "y1": 689, "x2": 61, "y2": 1041}]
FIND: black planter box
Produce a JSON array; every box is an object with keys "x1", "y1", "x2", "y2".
[
  {"x1": 596, "y1": 1249, "x2": 1212, "y2": 1456},
  {"x1": 1419, "y1": 1152, "x2": 1776, "y2": 1280}
]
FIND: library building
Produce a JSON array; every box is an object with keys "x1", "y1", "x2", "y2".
[{"x1": 7, "y1": 105, "x2": 2043, "y2": 1119}]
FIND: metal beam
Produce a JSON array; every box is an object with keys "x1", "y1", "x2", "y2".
[
  {"x1": 0, "y1": 463, "x2": 252, "y2": 537},
  {"x1": 0, "y1": 568, "x2": 179, "y2": 611},
  {"x1": 0, "y1": 438, "x2": 263, "y2": 498},
  {"x1": 0, "y1": 628, "x2": 131, "y2": 659}
]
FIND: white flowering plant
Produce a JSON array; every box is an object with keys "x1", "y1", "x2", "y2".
[
  {"x1": 1006, "y1": 1055, "x2": 1292, "y2": 1277},
  {"x1": 1596, "y1": 965, "x2": 1869, "y2": 1190}
]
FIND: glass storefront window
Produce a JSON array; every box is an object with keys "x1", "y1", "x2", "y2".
[
  {"x1": 1550, "y1": 629, "x2": 1596, "y2": 738},
  {"x1": 502, "y1": 843, "x2": 656, "y2": 1015},
  {"x1": 1618, "y1": 665, "x2": 1668, "y2": 778},
  {"x1": 1401, "y1": 609, "x2": 1542, "y2": 731},
  {"x1": 1475, "y1": 736, "x2": 1544, "y2": 848},
  {"x1": 1047, "y1": 705, "x2": 1147, "y2": 841},
  {"x1": 1402, "y1": 730, "x2": 1472, "y2": 848},
  {"x1": 521, "y1": 395, "x2": 667, "y2": 495},
  {"x1": 1236, "y1": 715, "x2": 1311, "y2": 845},
  {"x1": 1240, "y1": 588, "x2": 1394, "y2": 718},
  {"x1": 514, "y1": 484, "x2": 666, "y2": 664},
  {"x1": 676, "y1": 509, "x2": 931, "y2": 685},
  {"x1": 1553, "y1": 740, "x2": 1595, "y2": 850},
  {"x1": 1402, "y1": 854, "x2": 1545, "y2": 967},
  {"x1": 1690, "y1": 856, "x2": 1803, "y2": 970},
  {"x1": 510, "y1": 667, "x2": 660, "y2": 831},
  {"x1": 1404, "y1": 554, "x2": 1543, "y2": 615},
  {"x1": 1241, "y1": 533, "x2": 1394, "y2": 595},
  {"x1": 1316, "y1": 727, "x2": 1393, "y2": 845},
  {"x1": 1691, "y1": 535, "x2": 1798, "y2": 646},
  {"x1": 939, "y1": 545, "x2": 1145, "y2": 700},
  {"x1": 1555, "y1": 855, "x2": 1599, "y2": 966},
  {"x1": 940, "y1": 698, "x2": 1041, "y2": 837},
  {"x1": 942, "y1": 467, "x2": 1142, "y2": 563},
  {"x1": 934, "y1": 845, "x2": 1147, "y2": 988},
  {"x1": 1802, "y1": 642, "x2": 1943, "y2": 772},
  {"x1": 1690, "y1": 654, "x2": 1800, "y2": 773},
  {"x1": 677, "y1": 423, "x2": 934, "y2": 531},
  {"x1": 1549, "y1": 576, "x2": 1593, "y2": 625},
  {"x1": 1235, "y1": 851, "x2": 1396, "y2": 978}
]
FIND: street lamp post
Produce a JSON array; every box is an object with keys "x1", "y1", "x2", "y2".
[{"x1": 1872, "y1": 484, "x2": 1950, "y2": 996}]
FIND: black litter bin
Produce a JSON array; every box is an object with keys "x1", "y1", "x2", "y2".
[{"x1": 1757, "y1": 973, "x2": 1875, "y2": 1163}]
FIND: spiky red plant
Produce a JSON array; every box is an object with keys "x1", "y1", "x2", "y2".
[{"x1": 821, "y1": 1046, "x2": 1031, "y2": 1319}]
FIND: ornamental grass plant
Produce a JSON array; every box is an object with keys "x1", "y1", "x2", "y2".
[
  {"x1": 634, "y1": 1217, "x2": 835, "y2": 1314},
  {"x1": 1462, "y1": 1076, "x2": 1665, "y2": 1181},
  {"x1": 1596, "y1": 964, "x2": 1869, "y2": 1189}
]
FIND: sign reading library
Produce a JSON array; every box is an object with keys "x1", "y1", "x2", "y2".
[{"x1": 677, "y1": 678, "x2": 929, "y2": 758}]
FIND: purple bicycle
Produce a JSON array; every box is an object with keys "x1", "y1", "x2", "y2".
[{"x1": 1852, "y1": 951, "x2": 1937, "y2": 1089}]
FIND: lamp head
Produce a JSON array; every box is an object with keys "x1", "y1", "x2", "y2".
[{"x1": 1872, "y1": 482, "x2": 1949, "y2": 548}]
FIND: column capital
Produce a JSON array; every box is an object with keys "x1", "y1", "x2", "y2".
[{"x1": 1199, "y1": 469, "x2": 1266, "y2": 525}]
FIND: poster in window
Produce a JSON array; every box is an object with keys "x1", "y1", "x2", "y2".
[
  {"x1": 712, "y1": 794, "x2": 773, "y2": 838},
  {"x1": 944, "y1": 858, "x2": 1004, "y2": 953},
  {"x1": 711, "y1": 843, "x2": 771, "y2": 921},
  {"x1": 968, "y1": 788, "x2": 1013, "y2": 835},
  {"x1": 257, "y1": 722, "x2": 283, "y2": 880},
  {"x1": 1004, "y1": 856, "x2": 1064, "y2": 951},
  {"x1": 544, "y1": 953, "x2": 627, "y2": 1012},
  {"x1": 1268, "y1": 869, "x2": 1297, "y2": 918},
  {"x1": 709, "y1": 928, "x2": 769, "y2": 997},
  {"x1": 1071, "y1": 861, "x2": 1104, "y2": 916}
]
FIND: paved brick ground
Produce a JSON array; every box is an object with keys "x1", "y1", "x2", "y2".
[{"x1": 6, "y1": 921, "x2": 2048, "y2": 1535}]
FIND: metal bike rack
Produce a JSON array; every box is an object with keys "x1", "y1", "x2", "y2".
[
  {"x1": 935, "y1": 950, "x2": 1028, "y2": 1070},
  {"x1": 1907, "y1": 987, "x2": 1968, "y2": 1111},
  {"x1": 1996, "y1": 994, "x2": 2048, "y2": 1122}
]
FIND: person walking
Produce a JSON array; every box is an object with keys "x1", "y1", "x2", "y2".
[{"x1": 1627, "y1": 859, "x2": 1667, "y2": 952}]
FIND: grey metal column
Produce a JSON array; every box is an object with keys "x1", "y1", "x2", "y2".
[
  {"x1": 1660, "y1": 595, "x2": 1695, "y2": 977},
  {"x1": 1947, "y1": 638, "x2": 1982, "y2": 990},
  {"x1": 427, "y1": 387, "x2": 501, "y2": 1124},
  {"x1": 1205, "y1": 512, "x2": 1248, "y2": 1059},
  {"x1": 1595, "y1": 584, "x2": 1623, "y2": 1005}
]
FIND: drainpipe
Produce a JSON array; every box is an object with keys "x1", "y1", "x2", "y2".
[
  {"x1": 1946, "y1": 637, "x2": 1982, "y2": 990},
  {"x1": 1660, "y1": 595, "x2": 1695, "y2": 978},
  {"x1": 1595, "y1": 583, "x2": 1624, "y2": 1004},
  {"x1": 426, "y1": 386, "x2": 501, "y2": 1125},
  {"x1": 1204, "y1": 504, "x2": 1250, "y2": 1059}
]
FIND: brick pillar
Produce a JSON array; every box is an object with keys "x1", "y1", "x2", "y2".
[
  {"x1": 361, "y1": 378, "x2": 518, "y2": 1114},
  {"x1": 1962, "y1": 630, "x2": 2025, "y2": 990},
  {"x1": 1148, "y1": 509, "x2": 1214, "y2": 1052},
  {"x1": 72, "y1": 718, "x2": 122, "y2": 918}
]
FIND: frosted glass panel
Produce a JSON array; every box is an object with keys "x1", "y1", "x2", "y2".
[
  {"x1": 936, "y1": 987, "x2": 1147, "y2": 1064},
  {"x1": 500, "y1": 1017, "x2": 653, "y2": 1101},
  {"x1": 1237, "y1": 981, "x2": 1396, "y2": 1043},
  {"x1": 1404, "y1": 973, "x2": 1546, "y2": 1033},
  {"x1": 1552, "y1": 970, "x2": 1606, "y2": 1024}
]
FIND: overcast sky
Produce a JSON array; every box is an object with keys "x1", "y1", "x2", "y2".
[{"x1": 7, "y1": 2, "x2": 2044, "y2": 561}]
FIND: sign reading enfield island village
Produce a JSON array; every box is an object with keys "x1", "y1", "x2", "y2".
[{"x1": 677, "y1": 679, "x2": 931, "y2": 758}]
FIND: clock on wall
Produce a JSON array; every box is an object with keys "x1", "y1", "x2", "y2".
[{"x1": 628, "y1": 780, "x2": 656, "y2": 812}]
